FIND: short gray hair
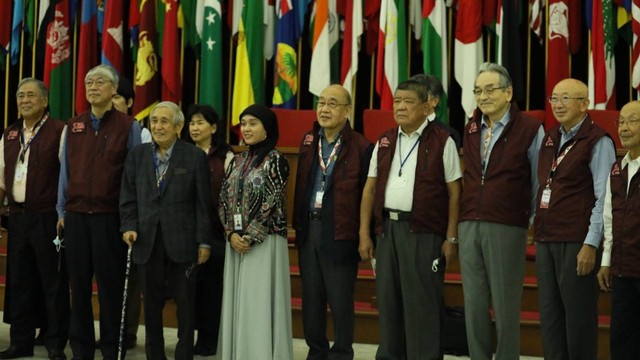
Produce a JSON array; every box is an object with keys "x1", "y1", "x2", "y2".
[
  {"x1": 476, "y1": 62, "x2": 512, "y2": 88},
  {"x1": 16, "y1": 78, "x2": 48, "y2": 98},
  {"x1": 152, "y1": 101, "x2": 185, "y2": 126},
  {"x1": 85, "y1": 65, "x2": 119, "y2": 88}
]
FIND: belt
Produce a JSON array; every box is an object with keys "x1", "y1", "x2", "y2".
[
  {"x1": 383, "y1": 209, "x2": 411, "y2": 221},
  {"x1": 8, "y1": 202, "x2": 27, "y2": 214},
  {"x1": 309, "y1": 212, "x2": 322, "y2": 220}
]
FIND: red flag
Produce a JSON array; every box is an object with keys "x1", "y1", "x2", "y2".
[
  {"x1": 483, "y1": 0, "x2": 497, "y2": 27},
  {"x1": 133, "y1": 0, "x2": 160, "y2": 119},
  {"x1": 102, "y1": 0, "x2": 124, "y2": 73},
  {"x1": 0, "y1": 1, "x2": 11, "y2": 54},
  {"x1": 364, "y1": 0, "x2": 381, "y2": 55},
  {"x1": 546, "y1": 0, "x2": 571, "y2": 129},
  {"x1": 161, "y1": 0, "x2": 181, "y2": 103},
  {"x1": 75, "y1": 0, "x2": 98, "y2": 115}
]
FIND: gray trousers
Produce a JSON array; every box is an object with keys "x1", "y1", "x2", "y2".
[
  {"x1": 375, "y1": 219, "x2": 445, "y2": 360},
  {"x1": 535, "y1": 242, "x2": 599, "y2": 360},
  {"x1": 458, "y1": 221, "x2": 527, "y2": 360}
]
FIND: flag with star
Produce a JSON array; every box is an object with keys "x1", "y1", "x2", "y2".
[{"x1": 199, "y1": 0, "x2": 224, "y2": 113}]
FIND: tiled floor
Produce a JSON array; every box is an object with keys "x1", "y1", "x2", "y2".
[{"x1": 0, "y1": 314, "x2": 542, "y2": 359}]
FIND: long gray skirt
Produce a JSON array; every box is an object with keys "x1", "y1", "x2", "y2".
[{"x1": 217, "y1": 234, "x2": 293, "y2": 360}]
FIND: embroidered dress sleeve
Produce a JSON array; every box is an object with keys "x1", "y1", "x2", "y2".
[{"x1": 244, "y1": 152, "x2": 290, "y2": 243}]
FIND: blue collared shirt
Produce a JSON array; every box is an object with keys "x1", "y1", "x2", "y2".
[
  {"x1": 56, "y1": 112, "x2": 142, "y2": 218},
  {"x1": 558, "y1": 118, "x2": 616, "y2": 247},
  {"x1": 481, "y1": 107, "x2": 546, "y2": 224},
  {"x1": 309, "y1": 128, "x2": 342, "y2": 211}
]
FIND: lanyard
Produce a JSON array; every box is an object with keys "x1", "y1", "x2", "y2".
[
  {"x1": 545, "y1": 140, "x2": 576, "y2": 187},
  {"x1": 481, "y1": 125, "x2": 493, "y2": 172},
  {"x1": 398, "y1": 134, "x2": 420, "y2": 177},
  {"x1": 318, "y1": 136, "x2": 341, "y2": 176},
  {"x1": 18, "y1": 115, "x2": 47, "y2": 163}
]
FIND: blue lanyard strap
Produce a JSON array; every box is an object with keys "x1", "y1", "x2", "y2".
[{"x1": 397, "y1": 135, "x2": 420, "y2": 177}]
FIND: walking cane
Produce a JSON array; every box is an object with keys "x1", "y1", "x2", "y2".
[{"x1": 118, "y1": 237, "x2": 133, "y2": 360}]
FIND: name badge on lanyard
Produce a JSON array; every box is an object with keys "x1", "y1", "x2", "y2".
[
  {"x1": 233, "y1": 214, "x2": 243, "y2": 231},
  {"x1": 14, "y1": 162, "x2": 27, "y2": 183},
  {"x1": 539, "y1": 186, "x2": 551, "y2": 209}
]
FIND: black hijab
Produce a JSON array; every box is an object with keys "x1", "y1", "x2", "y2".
[{"x1": 239, "y1": 104, "x2": 279, "y2": 166}]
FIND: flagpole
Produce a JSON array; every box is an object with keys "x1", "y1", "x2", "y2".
[
  {"x1": 195, "y1": 59, "x2": 200, "y2": 103},
  {"x1": 297, "y1": 38, "x2": 302, "y2": 110},
  {"x1": 32, "y1": 0, "x2": 40, "y2": 76},
  {"x1": 486, "y1": 34, "x2": 491, "y2": 63},
  {"x1": 407, "y1": 24, "x2": 412, "y2": 73},
  {"x1": 19, "y1": 17, "x2": 26, "y2": 84},
  {"x1": 369, "y1": 53, "x2": 375, "y2": 109},
  {"x1": 630, "y1": 50, "x2": 633, "y2": 101},
  {"x1": 226, "y1": 33, "x2": 236, "y2": 143},
  {"x1": 526, "y1": 1, "x2": 532, "y2": 111},
  {"x1": 4, "y1": 53, "x2": 9, "y2": 129},
  {"x1": 447, "y1": 6, "x2": 453, "y2": 122},
  {"x1": 72, "y1": 17, "x2": 79, "y2": 116},
  {"x1": 180, "y1": 25, "x2": 185, "y2": 107},
  {"x1": 350, "y1": 74, "x2": 356, "y2": 127}
]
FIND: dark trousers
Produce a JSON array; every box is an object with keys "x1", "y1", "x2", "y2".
[
  {"x1": 139, "y1": 231, "x2": 195, "y2": 360},
  {"x1": 299, "y1": 219, "x2": 358, "y2": 360},
  {"x1": 65, "y1": 211, "x2": 126, "y2": 360},
  {"x1": 375, "y1": 219, "x2": 445, "y2": 360},
  {"x1": 610, "y1": 276, "x2": 640, "y2": 360},
  {"x1": 194, "y1": 249, "x2": 224, "y2": 352},
  {"x1": 535, "y1": 242, "x2": 599, "y2": 360},
  {"x1": 6, "y1": 211, "x2": 69, "y2": 352}
]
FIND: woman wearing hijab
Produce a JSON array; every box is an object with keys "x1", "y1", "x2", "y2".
[
  {"x1": 187, "y1": 104, "x2": 234, "y2": 356},
  {"x1": 217, "y1": 104, "x2": 293, "y2": 359}
]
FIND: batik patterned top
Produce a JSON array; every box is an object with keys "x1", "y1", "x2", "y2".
[{"x1": 219, "y1": 148, "x2": 289, "y2": 243}]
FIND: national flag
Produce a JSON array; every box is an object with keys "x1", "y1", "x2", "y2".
[
  {"x1": 10, "y1": 0, "x2": 24, "y2": 65},
  {"x1": 161, "y1": 0, "x2": 181, "y2": 103},
  {"x1": 183, "y1": 0, "x2": 203, "y2": 49},
  {"x1": 24, "y1": 0, "x2": 36, "y2": 46},
  {"x1": 364, "y1": 0, "x2": 381, "y2": 55},
  {"x1": 0, "y1": 2, "x2": 11, "y2": 57},
  {"x1": 409, "y1": 0, "x2": 422, "y2": 39},
  {"x1": 529, "y1": 0, "x2": 543, "y2": 44},
  {"x1": 75, "y1": 0, "x2": 98, "y2": 115},
  {"x1": 102, "y1": 0, "x2": 125, "y2": 74},
  {"x1": 44, "y1": 0, "x2": 72, "y2": 120},
  {"x1": 632, "y1": 0, "x2": 640, "y2": 92},
  {"x1": 133, "y1": 0, "x2": 160, "y2": 120},
  {"x1": 273, "y1": 0, "x2": 303, "y2": 108},
  {"x1": 38, "y1": 0, "x2": 51, "y2": 39},
  {"x1": 376, "y1": 0, "x2": 408, "y2": 109},
  {"x1": 454, "y1": 0, "x2": 483, "y2": 119},
  {"x1": 231, "y1": 0, "x2": 264, "y2": 126},
  {"x1": 422, "y1": 0, "x2": 448, "y2": 122},
  {"x1": 309, "y1": 0, "x2": 340, "y2": 97},
  {"x1": 545, "y1": 0, "x2": 570, "y2": 128},
  {"x1": 495, "y1": 0, "x2": 524, "y2": 102},
  {"x1": 199, "y1": 0, "x2": 224, "y2": 113},
  {"x1": 589, "y1": 0, "x2": 617, "y2": 109},
  {"x1": 264, "y1": 0, "x2": 276, "y2": 60},
  {"x1": 340, "y1": 0, "x2": 363, "y2": 98},
  {"x1": 128, "y1": 0, "x2": 140, "y2": 61}
]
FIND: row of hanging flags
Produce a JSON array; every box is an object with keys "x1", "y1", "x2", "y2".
[{"x1": 0, "y1": 0, "x2": 639, "y2": 128}]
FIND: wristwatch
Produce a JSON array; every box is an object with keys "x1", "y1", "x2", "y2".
[{"x1": 447, "y1": 237, "x2": 459, "y2": 244}]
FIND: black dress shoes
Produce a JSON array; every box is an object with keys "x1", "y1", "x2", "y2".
[
  {"x1": 48, "y1": 349, "x2": 66, "y2": 360},
  {"x1": 0, "y1": 345, "x2": 34, "y2": 359}
]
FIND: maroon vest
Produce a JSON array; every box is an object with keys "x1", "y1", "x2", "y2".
[
  {"x1": 293, "y1": 122, "x2": 372, "y2": 241},
  {"x1": 534, "y1": 118, "x2": 609, "y2": 243},
  {"x1": 610, "y1": 161, "x2": 640, "y2": 278},
  {"x1": 3, "y1": 118, "x2": 65, "y2": 212},
  {"x1": 65, "y1": 110, "x2": 134, "y2": 213},
  {"x1": 373, "y1": 122, "x2": 451, "y2": 236},
  {"x1": 460, "y1": 103, "x2": 541, "y2": 228}
]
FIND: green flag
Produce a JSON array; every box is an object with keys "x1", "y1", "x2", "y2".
[{"x1": 199, "y1": 0, "x2": 223, "y2": 114}]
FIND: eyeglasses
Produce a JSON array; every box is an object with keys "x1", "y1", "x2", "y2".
[
  {"x1": 85, "y1": 78, "x2": 110, "y2": 88},
  {"x1": 472, "y1": 85, "x2": 507, "y2": 96},
  {"x1": 547, "y1": 96, "x2": 586, "y2": 105},
  {"x1": 616, "y1": 119, "x2": 640, "y2": 127},
  {"x1": 317, "y1": 101, "x2": 349, "y2": 110},
  {"x1": 16, "y1": 92, "x2": 40, "y2": 101}
]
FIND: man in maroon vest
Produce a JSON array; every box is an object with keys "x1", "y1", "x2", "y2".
[
  {"x1": 293, "y1": 84, "x2": 373, "y2": 360},
  {"x1": 0, "y1": 78, "x2": 69, "y2": 360},
  {"x1": 534, "y1": 78, "x2": 615, "y2": 360},
  {"x1": 458, "y1": 63, "x2": 545, "y2": 360},
  {"x1": 360, "y1": 79, "x2": 462, "y2": 359},
  {"x1": 56, "y1": 65, "x2": 141, "y2": 360},
  {"x1": 597, "y1": 100, "x2": 640, "y2": 359}
]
